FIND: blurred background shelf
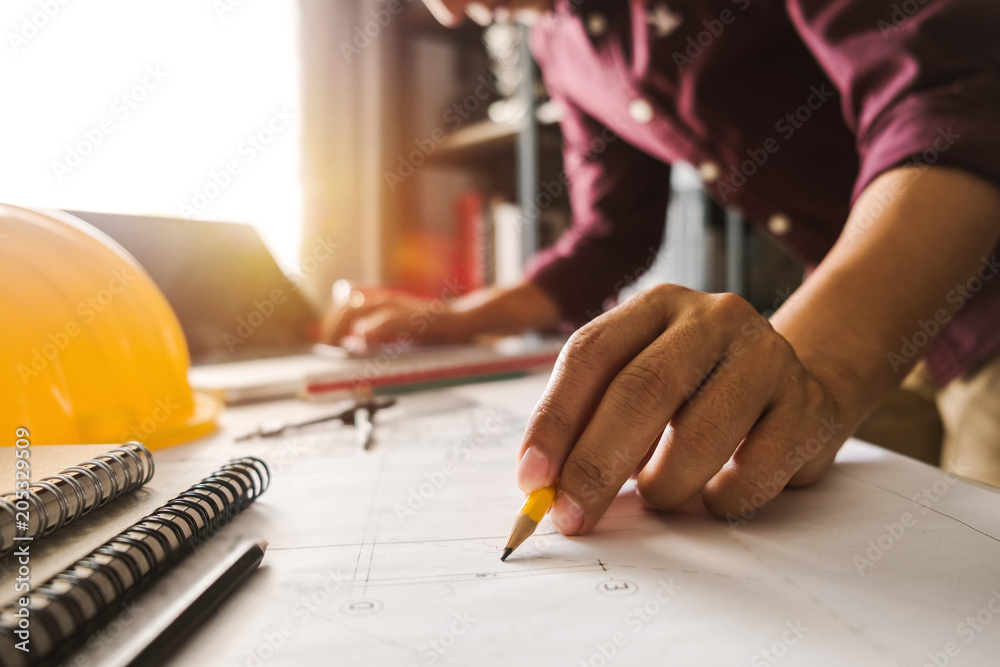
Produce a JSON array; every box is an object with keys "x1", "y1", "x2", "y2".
[{"x1": 358, "y1": 0, "x2": 801, "y2": 309}]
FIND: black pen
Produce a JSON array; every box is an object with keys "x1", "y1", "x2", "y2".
[{"x1": 99, "y1": 539, "x2": 267, "y2": 667}]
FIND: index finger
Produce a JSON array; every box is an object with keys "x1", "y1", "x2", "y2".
[
  {"x1": 516, "y1": 293, "x2": 670, "y2": 492},
  {"x1": 518, "y1": 286, "x2": 703, "y2": 491},
  {"x1": 319, "y1": 290, "x2": 388, "y2": 344}
]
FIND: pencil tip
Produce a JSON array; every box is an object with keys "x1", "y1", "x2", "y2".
[{"x1": 501, "y1": 548, "x2": 512, "y2": 562}]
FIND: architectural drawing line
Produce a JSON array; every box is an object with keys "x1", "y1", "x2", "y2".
[
  {"x1": 835, "y1": 469, "x2": 1000, "y2": 545},
  {"x1": 725, "y1": 520, "x2": 906, "y2": 664}
]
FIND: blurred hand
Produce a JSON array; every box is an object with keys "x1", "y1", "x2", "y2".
[
  {"x1": 319, "y1": 281, "x2": 563, "y2": 352},
  {"x1": 515, "y1": 284, "x2": 849, "y2": 534},
  {"x1": 320, "y1": 288, "x2": 473, "y2": 351}
]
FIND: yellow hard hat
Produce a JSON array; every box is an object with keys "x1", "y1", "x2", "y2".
[{"x1": 1, "y1": 204, "x2": 220, "y2": 448}]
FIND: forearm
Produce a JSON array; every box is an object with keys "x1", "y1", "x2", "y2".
[
  {"x1": 450, "y1": 281, "x2": 562, "y2": 337},
  {"x1": 772, "y1": 166, "x2": 1000, "y2": 427}
]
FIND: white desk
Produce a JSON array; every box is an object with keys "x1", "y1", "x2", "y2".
[{"x1": 5, "y1": 373, "x2": 1000, "y2": 666}]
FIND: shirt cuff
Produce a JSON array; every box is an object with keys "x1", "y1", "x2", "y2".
[{"x1": 853, "y1": 91, "x2": 1000, "y2": 203}]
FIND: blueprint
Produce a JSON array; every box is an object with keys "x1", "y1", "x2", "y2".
[{"x1": 41, "y1": 375, "x2": 1000, "y2": 666}]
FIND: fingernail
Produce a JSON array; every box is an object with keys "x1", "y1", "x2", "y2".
[
  {"x1": 516, "y1": 446, "x2": 550, "y2": 491},
  {"x1": 550, "y1": 493, "x2": 584, "y2": 535}
]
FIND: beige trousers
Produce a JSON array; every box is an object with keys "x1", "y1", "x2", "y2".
[{"x1": 855, "y1": 352, "x2": 1000, "y2": 488}]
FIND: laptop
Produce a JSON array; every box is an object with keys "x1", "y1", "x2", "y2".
[
  {"x1": 67, "y1": 210, "x2": 343, "y2": 402},
  {"x1": 70, "y1": 211, "x2": 566, "y2": 404}
]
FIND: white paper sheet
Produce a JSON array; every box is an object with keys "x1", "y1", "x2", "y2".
[{"x1": 136, "y1": 373, "x2": 1000, "y2": 667}]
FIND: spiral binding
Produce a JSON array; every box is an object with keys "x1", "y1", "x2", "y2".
[
  {"x1": 0, "y1": 456, "x2": 269, "y2": 667},
  {"x1": 0, "y1": 442, "x2": 155, "y2": 558}
]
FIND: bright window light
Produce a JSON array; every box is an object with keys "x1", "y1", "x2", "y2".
[{"x1": 0, "y1": 0, "x2": 302, "y2": 269}]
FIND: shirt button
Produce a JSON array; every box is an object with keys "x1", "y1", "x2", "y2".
[
  {"x1": 628, "y1": 99, "x2": 654, "y2": 124},
  {"x1": 699, "y1": 161, "x2": 720, "y2": 183},
  {"x1": 647, "y1": 3, "x2": 683, "y2": 37},
  {"x1": 586, "y1": 12, "x2": 608, "y2": 37},
  {"x1": 767, "y1": 213, "x2": 792, "y2": 236}
]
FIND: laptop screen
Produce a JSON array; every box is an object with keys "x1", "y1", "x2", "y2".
[{"x1": 67, "y1": 210, "x2": 318, "y2": 365}]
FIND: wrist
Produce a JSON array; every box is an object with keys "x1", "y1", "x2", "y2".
[
  {"x1": 440, "y1": 303, "x2": 476, "y2": 341},
  {"x1": 773, "y1": 317, "x2": 877, "y2": 435},
  {"x1": 803, "y1": 355, "x2": 868, "y2": 439},
  {"x1": 450, "y1": 282, "x2": 562, "y2": 336}
]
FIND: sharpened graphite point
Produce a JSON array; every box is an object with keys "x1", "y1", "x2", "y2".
[{"x1": 501, "y1": 548, "x2": 512, "y2": 562}]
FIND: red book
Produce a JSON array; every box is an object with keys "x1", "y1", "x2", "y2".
[{"x1": 453, "y1": 191, "x2": 487, "y2": 293}]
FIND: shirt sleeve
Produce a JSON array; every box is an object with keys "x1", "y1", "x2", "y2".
[
  {"x1": 786, "y1": 0, "x2": 1000, "y2": 203},
  {"x1": 525, "y1": 94, "x2": 672, "y2": 329}
]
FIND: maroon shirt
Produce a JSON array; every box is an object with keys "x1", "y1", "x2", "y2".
[{"x1": 525, "y1": 0, "x2": 1000, "y2": 386}]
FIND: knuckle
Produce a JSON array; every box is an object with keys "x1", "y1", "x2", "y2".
[
  {"x1": 645, "y1": 282, "x2": 687, "y2": 303},
  {"x1": 801, "y1": 376, "x2": 828, "y2": 415},
  {"x1": 562, "y1": 456, "x2": 613, "y2": 505},
  {"x1": 790, "y1": 456, "x2": 834, "y2": 486},
  {"x1": 741, "y1": 464, "x2": 784, "y2": 500},
  {"x1": 661, "y1": 439, "x2": 710, "y2": 485},
  {"x1": 636, "y1": 475, "x2": 684, "y2": 511},
  {"x1": 613, "y1": 361, "x2": 669, "y2": 409},
  {"x1": 526, "y1": 398, "x2": 577, "y2": 443},
  {"x1": 711, "y1": 292, "x2": 753, "y2": 320},
  {"x1": 757, "y1": 328, "x2": 790, "y2": 358},
  {"x1": 559, "y1": 328, "x2": 620, "y2": 379},
  {"x1": 780, "y1": 367, "x2": 826, "y2": 417},
  {"x1": 564, "y1": 325, "x2": 618, "y2": 361},
  {"x1": 677, "y1": 410, "x2": 732, "y2": 449},
  {"x1": 704, "y1": 457, "x2": 790, "y2": 518},
  {"x1": 702, "y1": 489, "x2": 744, "y2": 519}
]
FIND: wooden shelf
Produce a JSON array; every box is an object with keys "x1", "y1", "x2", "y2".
[
  {"x1": 436, "y1": 119, "x2": 525, "y2": 159},
  {"x1": 435, "y1": 101, "x2": 563, "y2": 161}
]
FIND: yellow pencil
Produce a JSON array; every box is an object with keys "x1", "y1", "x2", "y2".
[{"x1": 501, "y1": 485, "x2": 556, "y2": 561}]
